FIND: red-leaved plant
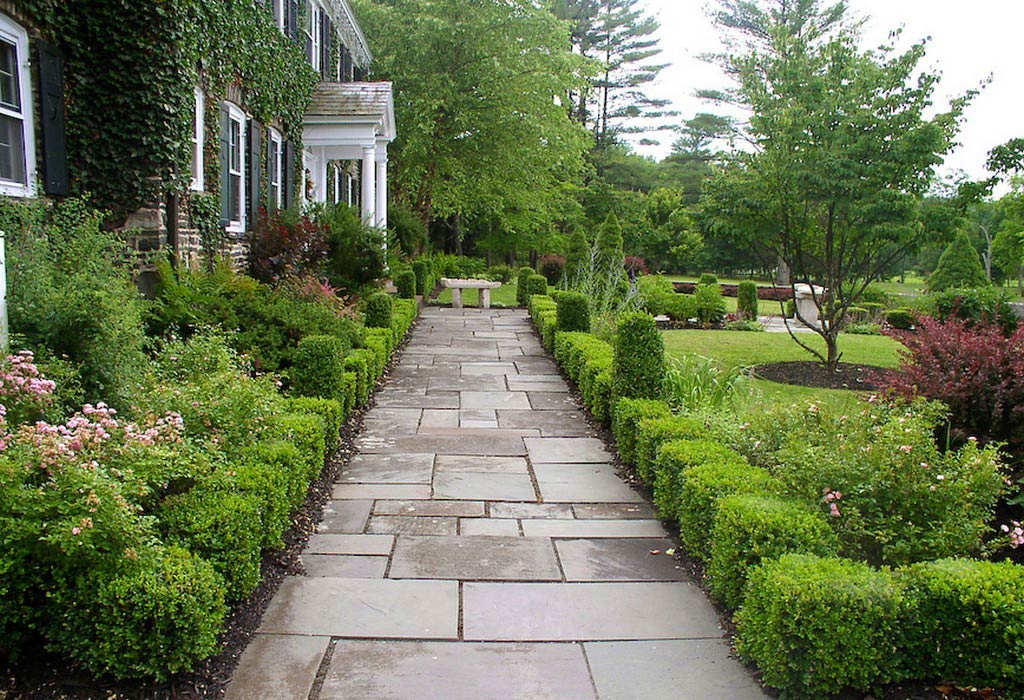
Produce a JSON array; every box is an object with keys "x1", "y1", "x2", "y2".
[
  {"x1": 876, "y1": 315, "x2": 1024, "y2": 453},
  {"x1": 249, "y1": 207, "x2": 329, "y2": 284}
]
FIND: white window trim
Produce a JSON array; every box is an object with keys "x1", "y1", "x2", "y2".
[
  {"x1": 224, "y1": 101, "x2": 246, "y2": 234},
  {"x1": 272, "y1": 0, "x2": 285, "y2": 30},
  {"x1": 306, "y1": 3, "x2": 322, "y2": 73},
  {"x1": 268, "y1": 126, "x2": 282, "y2": 209},
  {"x1": 0, "y1": 13, "x2": 36, "y2": 198},
  {"x1": 190, "y1": 87, "x2": 204, "y2": 192}
]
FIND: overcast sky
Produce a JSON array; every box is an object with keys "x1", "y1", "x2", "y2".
[{"x1": 632, "y1": 0, "x2": 1024, "y2": 187}]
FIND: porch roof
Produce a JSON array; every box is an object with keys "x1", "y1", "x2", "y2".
[{"x1": 305, "y1": 81, "x2": 396, "y2": 147}]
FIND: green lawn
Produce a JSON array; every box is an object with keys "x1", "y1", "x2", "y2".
[
  {"x1": 434, "y1": 280, "x2": 519, "y2": 307},
  {"x1": 663, "y1": 329, "x2": 904, "y2": 409}
]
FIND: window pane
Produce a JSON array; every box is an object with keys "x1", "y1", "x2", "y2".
[
  {"x1": 0, "y1": 115, "x2": 26, "y2": 184},
  {"x1": 0, "y1": 41, "x2": 19, "y2": 111},
  {"x1": 229, "y1": 120, "x2": 240, "y2": 172},
  {"x1": 229, "y1": 173, "x2": 241, "y2": 221}
]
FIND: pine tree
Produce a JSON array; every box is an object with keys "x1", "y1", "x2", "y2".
[
  {"x1": 552, "y1": 0, "x2": 670, "y2": 146},
  {"x1": 595, "y1": 210, "x2": 624, "y2": 273},
  {"x1": 928, "y1": 230, "x2": 990, "y2": 292}
]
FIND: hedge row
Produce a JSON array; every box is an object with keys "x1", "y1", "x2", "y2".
[{"x1": 529, "y1": 301, "x2": 1024, "y2": 698}]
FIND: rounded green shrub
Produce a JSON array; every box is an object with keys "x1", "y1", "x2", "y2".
[
  {"x1": 487, "y1": 264, "x2": 514, "y2": 283},
  {"x1": 287, "y1": 396, "x2": 344, "y2": 450},
  {"x1": 343, "y1": 354, "x2": 370, "y2": 406},
  {"x1": 54, "y1": 546, "x2": 226, "y2": 681},
  {"x1": 290, "y1": 334, "x2": 348, "y2": 405},
  {"x1": 556, "y1": 291, "x2": 590, "y2": 333},
  {"x1": 694, "y1": 283, "x2": 726, "y2": 328},
  {"x1": 785, "y1": 298, "x2": 796, "y2": 318},
  {"x1": 663, "y1": 293, "x2": 696, "y2": 322},
  {"x1": 516, "y1": 266, "x2": 536, "y2": 306},
  {"x1": 900, "y1": 558, "x2": 1024, "y2": 694},
  {"x1": 635, "y1": 415, "x2": 704, "y2": 485},
  {"x1": 885, "y1": 308, "x2": 915, "y2": 330},
  {"x1": 737, "y1": 554, "x2": 907, "y2": 698},
  {"x1": 699, "y1": 273, "x2": 718, "y2": 285},
  {"x1": 395, "y1": 270, "x2": 416, "y2": 299},
  {"x1": 612, "y1": 312, "x2": 664, "y2": 400},
  {"x1": 708, "y1": 494, "x2": 839, "y2": 610},
  {"x1": 527, "y1": 274, "x2": 549, "y2": 300},
  {"x1": 611, "y1": 398, "x2": 672, "y2": 467},
  {"x1": 928, "y1": 230, "x2": 988, "y2": 292},
  {"x1": 363, "y1": 291, "x2": 393, "y2": 328},
  {"x1": 412, "y1": 259, "x2": 430, "y2": 296},
  {"x1": 737, "y1": 281, "x2": 759, "y2": 320},
  {"x1": 233, "y1": 446, "x2": 294, "y2": 549}
]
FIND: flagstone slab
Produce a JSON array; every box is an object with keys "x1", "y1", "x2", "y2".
[
  {"x1": 460, "y1": 391, "x2": 532, "y2": 410},
  {"x1": 389, "y1": 535, "x2": 560, "y2": 581},
  {"x1": 584, "y1": 640, "x2": 769, "y2": 699},
  {"x1": 428, "y1": 375, "x2": 509, "y2": 392},
  {"x1": 461, "y1": 362, "x2": 519, "y2": 376},
  {"x1": 497, "y1": 410, "x2": 591, "y2": 437},
  {"x1": 532, "y1": 463, "x2": 641, "y2": 503},
  {"x1": 521, "y1": 519, "x2": 668, "y2": 538},
  {"x1": 420, "y1": 409, "x2": 459, "y2": 429},
  {"x1": 555, "y1": 539, "x2": 686, "y2": 581},
  {"x1": 506, "y1": 378, "x2": 570, "y2": 393},
  {"x1": 525, "y1": 438, "x2": 611, "y2": 463},
  {"x1": 374, "y1": 500, "x2": 486, "y2": 518},
  {"x1": 317, "y1": 499, "x2": 373, "y2": 533},
  {"x1": 375, "y1": 392, "x2": 460, "y2": 409},
  {"x1": 306, "y1": 534, "x2": 395, "y2": 556},
  {"x1": 435, "y1": 455, "x2": 529, "y2": 473},
  {"x1": 319, "y1": 641, "x2": 597, "y2": 700},
  {"x1": 341, "y1": 453, "x2": 435, "y2": 484},
  {"x1": 433, "y1": 472, "x2": 536, "y2": 501},
  {"x1": 260, "y1": 578, "x2": 458, "y2": 638},
  {"x1": 460, "y1": 518, "x2": 521, "y2": 536},
  {"x1": 224, "y1": 634, "x2": 328, "y2": 700},
  {"x1": 332, "y1": 484, "x2": 432, "y2": 500},
  {"x1": 300, "y1": 554, "x2": 388, "y2": 578},
  {"x1": 489, "y1": 502, "x2": 575, "y2": 519},
  {"x1": 527, "y1": 392, "x2": 580, "y2": 410},
  {"x1": 572, "y1": 503, "x2": 656, "y2": 520},
  {"x1": 368, "y1": 515, "x2": 459, "y2": 536},
  {"x1": 357, "y1": 434, "x2": 528, "y2": 456},
  {"x1": 463, "y1": 582, "x2": 722, "y2": 641},
  {"x1": 361, "y1": 408, "x2": 423, "y2": 434}
]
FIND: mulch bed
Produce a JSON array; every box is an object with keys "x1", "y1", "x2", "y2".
[
  {"x1": 754, "y1": 360, "x2": 895, "y2": 391},
  {"x1": 0, "y1": 329, "x2": 416, "y2": 700}
]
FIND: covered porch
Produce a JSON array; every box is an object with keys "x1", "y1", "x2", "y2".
[{"x1": 303, "y1": 82, "x2": 396, "y2": 227}]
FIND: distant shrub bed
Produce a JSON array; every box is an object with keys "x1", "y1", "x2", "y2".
[{"x1": 527, "y1": 293, "x2": 1022, "y2": 698}]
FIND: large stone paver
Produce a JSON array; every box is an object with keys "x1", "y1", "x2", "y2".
[
  {"x1": 320, "y1": 641, "x2": 596, "y2": 700},
  {"x1": 229, "y1": 308, "x2": 768, "y2": 700}
]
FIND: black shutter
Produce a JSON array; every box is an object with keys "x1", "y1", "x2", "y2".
[
  {"x1": 36, "y1": 39, "x2": 69, "y2": 196},
  {"x1": 286, "y1": 0, "x2": 299, "y2": 42},
  {"x1": 219, "y1": 106, "x2": 231, "y2": 226},
  {"x1": 282, "y1": 139, "x2": 294, "y2": 210},
  {"x1": 246, "y1": 119, "x2": 262, "y2": 229},
  {"x1": 320, "y1": 13, "x2": 332, "y2": 80}
]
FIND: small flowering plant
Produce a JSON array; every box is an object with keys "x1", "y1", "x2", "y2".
[{"x1": 0, "y1": 351, "x2": 57, "y2": 427}]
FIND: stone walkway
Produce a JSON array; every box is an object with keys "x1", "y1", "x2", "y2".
[{"x1": 226, "y1": 307, "x2": 767, "y2": 700}]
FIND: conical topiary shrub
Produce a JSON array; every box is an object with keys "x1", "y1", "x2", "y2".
[{"x1": 928, "y1": 230, "x2": 988, "y2": 292}]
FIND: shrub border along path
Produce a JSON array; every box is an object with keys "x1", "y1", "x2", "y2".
[{"x1": 224, "y1": 307, "x2": 767, "y2": 700}]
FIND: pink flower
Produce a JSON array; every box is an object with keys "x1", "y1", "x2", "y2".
[
  {"x1": 829, "y1": 503, "x2": 841, "y2": 518},
  {"x1": 71, "y1": 526, "x2": 81, "y2": 535},
  {"x1": 899, "y1": 445, "x2": 913, "y2": 453}
]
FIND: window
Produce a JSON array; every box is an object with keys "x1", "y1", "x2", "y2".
[
  {"x1": 305, "y1": 3, "x2": 322, "y2": 73},
  {"x1": 191, "y1": 88, "x2": 204, "y2": 191},
  {"x1": 221, "y1": 102, "x2": 246, "y2": 232},
  {"x1": 267, "y1": 127, "x2": 283, "y2": 209},
  {"x1": 0, "y1": 14, "x2": 34, "y2": 197}
]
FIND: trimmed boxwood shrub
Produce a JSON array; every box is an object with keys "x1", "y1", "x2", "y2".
[
  {"x1": 653, "y1": 438, "x2": 750, "y2": 526},
  {"x1": 365, "y1": 326, "x2": 396, "y2": 356},
  {"x1": 343, "y1": 354, "x2": 370, "y2": 406},
  {"x1": 271, "y1": 412, "x2": 327, "y2": 487},
  {"x1": 290, "y1": 334, "x2": 348, "y2": 405},
  {"x1": 885, "y1": 307, "x2": 915, "y2": 329},
  {"x1": 516, "y1": 266, "x2": 536, "y2": 306},
  {"x1": 232, "y1": 444, "x2": 295, "y2": 549},
  {"x1": 413, "y1": 259, "x2": 430, "y2": 296},
  {"x1": 708, "y1": 494, "x2": 839, "y2": 609},
  {"x1": 364, "y1": 291, "x2": 393, "y2": 328},
  {"x1": 527, "y1": 274, "x2": 549, "y2": 300},
  {"x1": 699, "y1": 273, "x2": 718, "y2": 285},
  {"x1": 612, "y1": 312, "x2": 664, "y2": 400},
  {"x1": 53, "y1": 545, "x2": 226, "y2": 681},
  {"x1": 900, "y1": 558, "x2": 1024, "y2": 693},
  {"x1": 556, "y1": 290, "x2": 590, "y2": 333},
  {"x1": 395, "y1": 269, "x2": 416, "y2": 299},
  {"x1": 737, "y1": 554, "x2": 907, "y2": 698},
  {"x1": 342, "y1": 371, "x2": 357, "y2": 414},
  {"x1": 737, "y1": 281, "x2": 759, "y2": 320},
  {"x1": 634, "y1": 415, "x2": 704, "y2": 485},
  {"x1": 552, "y1": 329, "x2": 616, "y2": 422},
  {"x1": 287, "y1": 396, "x2": 344, "y2": 450},
  {"x1": 159, "y1": 486, "x2": 262, "y2": 601},
  {"x1": 611, "y1": 398, "x2": 672, "y2": 467},
  {"x1": 676, "y1": 460, "x2": 782, "y2": 561}
]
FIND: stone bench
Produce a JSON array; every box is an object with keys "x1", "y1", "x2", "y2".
[{"x1": 441, "y1": 278, "x2": 502, "y2": 309}]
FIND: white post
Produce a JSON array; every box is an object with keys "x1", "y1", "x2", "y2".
[
  {"x1": 375, "y1": 156, "x2": 387, "y2": 229},
  {"x1": 361, "y1": 146, "x2": 376, "y2": 226},
  {"x1": 0, "y1": 230, "x2": 7, "y2": 353}
]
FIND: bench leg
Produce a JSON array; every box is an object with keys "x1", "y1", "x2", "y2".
[
  {"x1": 481, "y1": 288, "x2": 491, "y2": 309},
  {"x1": 452, "y1": 287, "x2": 463, "y2": 309}
]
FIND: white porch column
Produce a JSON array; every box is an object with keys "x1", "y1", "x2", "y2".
[
  {"x1": 375, "y1": 155, "x2": 388, "y2": 229},
  {"x1": 361, "y1": 146, "x2": 376, "y2": 225}
]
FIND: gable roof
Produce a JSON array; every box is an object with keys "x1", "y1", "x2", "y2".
[{"x1": 306, "y1": 81, "x2": 396, "y2": 142}]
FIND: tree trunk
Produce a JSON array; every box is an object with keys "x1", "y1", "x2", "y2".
[
  {"x1": 825, "y1": 332, "x2": 841, "y2": 372},
  {"x1": 453, "y1": 214, "x2": 462, "y2": 256}
]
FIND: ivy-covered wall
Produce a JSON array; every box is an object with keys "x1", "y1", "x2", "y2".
[{"x1": 14, "y1": 0, "x2": 318, "y2": 226}]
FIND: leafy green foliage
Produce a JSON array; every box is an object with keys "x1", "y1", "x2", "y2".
[
  {"x1": 737, "y1": 281, "x2": 759, "y2": 319},
  {"x1": 552, "y1": 330, "x2": 615, "y2": 423},
  {"x1": 886, "y1": 308, "x2": 916, "y2": 330},
  {"x1": 413, "y1": 259, "x2": 432, "y2": 296},
  {"x1": 317, "y1": 203, "x2": 388, "y2": 292},
  {"x1": 611, "y1": 398, "x2": 672, "y2": 467},
  {"x1": 737, "y1": 554, "x2": 907, "y2": 698},
  {"x1": 363, "y1": 292, "x2": 394, "y2": 329},
  {"x1": 290, "y1": 335, "x2": 349, "y2": 407},
  {"x1": 612, "y1": 312, "x2": 664, "y2": 400},
  {"x1": 928, "y1": 230, "x2": 989, "y2": 292},
  {"x1": 634, "y1": 415, "x2": 704, "y2": 485},
  {"x1": 930, "y1": 286, "x2": 1018, "y2": 334},
  {"x1": 699, "y1": 273, "x2": 718, "y2": 285},
  {"x1": 596, "y1": 211, "x2": 625, "y2": 274},
  {"x1": 486, "y1": 264, "x2": 514, "y2": 283},
  {"x1": 527, "y1": 274, "x2": 549, "y2": 300},
  {"x1": 693, "y1": 283, "x2": 726, "y2": 328},
  {"x1": 708, "y1": 494, "x2": 838, "y2": 609},
  {"x1": 662, "y1": 355, "x2": 750, "y2": 412},
  {"x1": 556, "y1": 291, "x2": 591, "y2": 333},
  {"x1": 395, "y1": 270, "x2": 417, "y2": 299},
  {"x1": 563, "y1": 227, "x2": 589, "y2": 284}
]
